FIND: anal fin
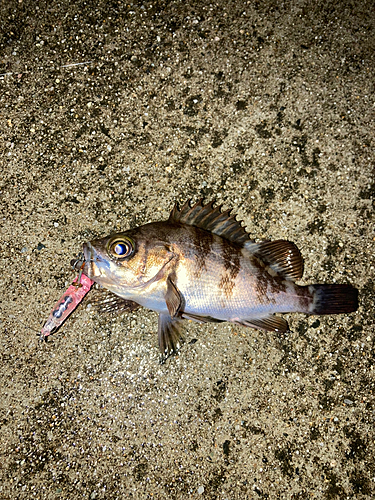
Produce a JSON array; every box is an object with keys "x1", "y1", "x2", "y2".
[
  {"x1": 235, "y1": 315, "x2": 289, "y2": 333},
  {"x1": 158, "y1": 313, "x2": 185, "y2": 363}
]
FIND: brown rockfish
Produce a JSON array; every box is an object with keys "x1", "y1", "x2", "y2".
[{"x1": 76, "y1": 199, "x2": 358, "y2": 361}]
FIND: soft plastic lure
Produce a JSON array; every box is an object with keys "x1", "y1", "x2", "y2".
[{"x1": 40, "y1": 273, "x2": 94, "y2": 339}]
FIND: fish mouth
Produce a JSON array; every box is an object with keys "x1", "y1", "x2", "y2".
[
  {"x1": 70, "y1": 252, "x2": 85, "y2": 272},
  {"x1": 70, "y1": 243, "x2": 95, "y2": 273},
  {"x1": 69, "y1": 242, "x2": 101, "y2": 280},
  {"x1": 81, "y1": 242, "x2": 108, "y2": 280}
]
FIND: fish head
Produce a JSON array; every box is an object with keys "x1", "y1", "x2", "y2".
[{"x1": 81, "y1": 226, "x2": 175, "y2": 295}]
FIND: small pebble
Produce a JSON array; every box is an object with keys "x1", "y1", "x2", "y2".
[{"x1": 198, "y1": 486, "x2": 204, "y2": 494}]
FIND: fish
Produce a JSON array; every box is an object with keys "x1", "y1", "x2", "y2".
[{"x1": 74, "y1": 199, "x2": 359, "y2": 361}]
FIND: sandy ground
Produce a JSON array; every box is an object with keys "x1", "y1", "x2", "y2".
[{"x1": 0, "y1": 0, "x2": 374, "y2": 498}]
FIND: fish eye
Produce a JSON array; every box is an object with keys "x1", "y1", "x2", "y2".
[{"x1": 108, "y1": 237, "x2": 134, "y2": 260}]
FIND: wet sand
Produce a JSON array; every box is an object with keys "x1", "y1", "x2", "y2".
[{"x1": 0, "y1": 0, "x2": 374, "y2": 498}]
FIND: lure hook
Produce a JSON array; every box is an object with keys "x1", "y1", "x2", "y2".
[{"x1": 70, "y1": 252, "x2": 86, "y2": 286}]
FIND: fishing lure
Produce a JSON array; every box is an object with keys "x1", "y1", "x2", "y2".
[{"x1": 40, "y1": 272, "x2": 94, "y2": 339}]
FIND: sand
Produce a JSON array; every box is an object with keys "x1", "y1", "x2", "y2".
[{"x1": 0, "y1": 0, "x2": 374, "y2": 498}]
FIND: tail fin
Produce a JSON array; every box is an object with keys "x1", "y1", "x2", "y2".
[{"x1": 310, "y1": 284, "x2": 358, "y2": 315}]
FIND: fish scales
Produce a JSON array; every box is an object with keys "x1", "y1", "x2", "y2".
[
  {"x1": 75, "y1": 199, "x2": 359, "y2": 361},
  {"x1": 172, "y1": 226, "x2": 302, "y2": 318}
]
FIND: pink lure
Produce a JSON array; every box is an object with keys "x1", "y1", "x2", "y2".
[{"x1": 41, "y1": 274, "x2": 94, "y2": 338}]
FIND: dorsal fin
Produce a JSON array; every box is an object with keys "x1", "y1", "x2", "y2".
[
  {"x1": 244, "y1": 240, "x2": 304, "y2": 281},
  {"x1": 169, "y1": 199, "x2": 251, "y2": 245}
]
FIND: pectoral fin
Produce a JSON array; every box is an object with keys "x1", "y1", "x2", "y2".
[
  {"x1": 165, "y1": 278, "x2": 183, "y2": 318},
  {"x1": 158, "y1": 313, "x2": 185, "y2": 363},
  {"x1": 88, "y1": 288, "x2": 141, "y2": 315}
]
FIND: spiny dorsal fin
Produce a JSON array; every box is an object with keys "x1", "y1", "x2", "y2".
[
  {"x1": 244, "y1": 240, "x2": 304, "y2": 281},
  {"x1": 169, "y1": 199, "x2": 251, "y2": 245}
]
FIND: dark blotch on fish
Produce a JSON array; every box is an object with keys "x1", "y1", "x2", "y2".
[
  {"x1": 219, "y1": 239, "x2": 240, "y2": 299},
  {"x1": 192, "y1": 226, "x2": 213, "y2": 278}
]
